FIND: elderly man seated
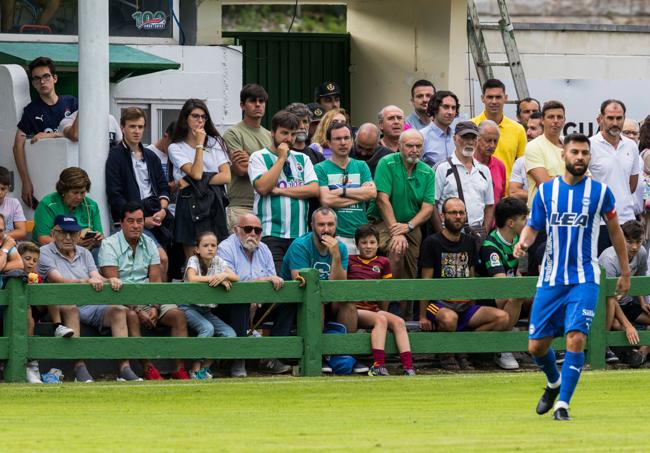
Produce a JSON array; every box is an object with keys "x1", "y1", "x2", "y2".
[
  {"x1": 37, "y1": 215, "x2": 137, "y2": 382},
  {"x1": 218, "y1": 213, "x2": 286, "y2": 377}
]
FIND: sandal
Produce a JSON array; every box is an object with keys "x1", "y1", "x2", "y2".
[
  {"x1": 440, "y1": 354, "x2": 461, "y2": 371},
  {"x1": 457, "y1": 354, "x2": 475, "y2": 371}
]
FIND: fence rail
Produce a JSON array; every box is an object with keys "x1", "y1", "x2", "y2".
[{"x1": 1, "y1": 270, "x2": 650, "y2": 382}]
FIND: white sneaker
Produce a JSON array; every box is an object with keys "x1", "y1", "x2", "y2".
[
  {"x1": 54, "y1": 325, "x2": 74, "y2": 338},
  {"x1": 352, "y1": 362, "x2": 369, "y2": 374},
  {"x1": 495, "y1": 352, "x2": 519, "y2": 370},
  {"x1": 26, "y1": 367, "x2": 43, "y2": 384}
]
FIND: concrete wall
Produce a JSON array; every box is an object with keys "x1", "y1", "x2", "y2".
[
  {"x1": 111, "y1": 45, "x2": 243, "y2": 131},
  {"x1": 469, "y1": 26, "x2": 650, "y2": 131},
  {"x1": 346, "y1": 0, "x2": 467, "y2": 125}
]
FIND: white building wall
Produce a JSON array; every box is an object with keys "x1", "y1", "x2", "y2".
[
  {"x1": 111, "y1": 45, "x2": 243, "y2": 133},
  {"x1": 466, "y1": 27, "x2": 650, "y2": 133},
  {"x1": 0, "y1": 45, "x2": 242, "y2": 223}
]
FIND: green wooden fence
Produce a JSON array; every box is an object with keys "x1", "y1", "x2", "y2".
[{"x1": 1, "y1": 269, "x2": 650, "y2": 382}]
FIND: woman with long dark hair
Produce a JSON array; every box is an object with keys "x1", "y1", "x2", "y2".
[{"x1": 168, "y1": 99, "x2": 231, "y2": 258}]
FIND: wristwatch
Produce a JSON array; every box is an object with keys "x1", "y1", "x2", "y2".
[{"x1": 407, "y1": 222, "x2": 414, "y2": 232}]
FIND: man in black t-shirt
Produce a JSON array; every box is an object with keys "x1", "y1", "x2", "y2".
[
  {"x1": 13, "y1": 56, "x2": 78, "y2": 207},
  {"x1": 418, "y1": 197, "x2": 510, "y2": 370}
]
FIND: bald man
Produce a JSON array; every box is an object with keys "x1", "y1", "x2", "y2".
[{"x1": 350, "y1": 122, "x2": 393, "y2": 176}]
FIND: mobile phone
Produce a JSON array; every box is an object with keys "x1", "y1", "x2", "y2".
[{"x1": 83, "y1": 231, "x2": 98, "y2": 240}]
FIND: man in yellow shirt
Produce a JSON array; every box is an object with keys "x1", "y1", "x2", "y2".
[
  {"x1": 472, "y1": 79, "x2": 527, "y2": 185},
  {"x1": 524, "y1": 100, "x2": 566, "y2": 207}
]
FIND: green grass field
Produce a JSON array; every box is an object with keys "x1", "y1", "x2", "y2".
[{"x1": 1, "y1": 370, "x2": 645, "y2": 452}]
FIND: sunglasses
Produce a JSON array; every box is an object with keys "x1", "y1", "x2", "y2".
[{"x1": 239, "y1": 225, "x2": 263, "y2": 234}]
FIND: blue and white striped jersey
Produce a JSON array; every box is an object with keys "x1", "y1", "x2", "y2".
[{"x1": 529, "y1": 176, "x2": 616, "y2": 287}]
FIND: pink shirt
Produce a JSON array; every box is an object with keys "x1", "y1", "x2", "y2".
[{"x1": 486, "y1": 156, "x2": 506, "y2": 203}]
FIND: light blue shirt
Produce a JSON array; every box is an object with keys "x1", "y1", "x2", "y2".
[
  {"x1": 405, "y1": 111, "x2": 430, "y2": 131},
  {"x1": 217, "y1": 233, "x2": 276, "y2": 281},
  {"x1": 98, "y1": 230, "x2": 160, "y2": 283},
  {"x1": 421, "y1": 121, "x2": 455, "y2": 167}
]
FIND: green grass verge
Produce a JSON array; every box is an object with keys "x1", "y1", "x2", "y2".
[{"x1": 0, "y1": 370, "x2": 645, "y2": 452}]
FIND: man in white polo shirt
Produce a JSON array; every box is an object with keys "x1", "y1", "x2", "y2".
[
  {"x1": 435, "y1": 121, "x2": 494, "y2": 231},
  {"x1": 589, "y1": 99, "x2": 640, "y2": 254}
]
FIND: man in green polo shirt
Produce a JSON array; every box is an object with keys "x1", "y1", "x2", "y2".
[
  {"x1": 368, "y1": 128, "x2": 435, "y2": 288},
  {"x1": 315, "y1": 123, "x2": 376, "y2": 255}
]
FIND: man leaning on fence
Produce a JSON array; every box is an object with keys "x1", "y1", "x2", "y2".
[
  {"x1": 36, "y1": 215, "x2": 139, "y2": 382},
  {"x1": 419, "y1": 198, "x2": 510, "y2": 371},
  {"x1": 99, "y1": 201, "x2": 190, "y2": 380},
  {"x1": 217, "y1": 213, "x2": 288, "y2": 377}
]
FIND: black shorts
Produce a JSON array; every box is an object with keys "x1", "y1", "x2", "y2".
[{"x1": 621, "y1": 302, "x2": 643, "y2": 323}]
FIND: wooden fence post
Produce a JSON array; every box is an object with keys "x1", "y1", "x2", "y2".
[
  {"x1": 5, "y1": 278, "x2": 28, "y2": 382},
  {"x1": 297, "y1": 269, "x2": 322, "y2": 377},
  {"x1": 586, "y1": 269, "x2": 608, "y2": 370}
]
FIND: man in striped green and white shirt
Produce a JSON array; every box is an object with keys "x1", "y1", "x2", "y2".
[{"x1": 248, "y1": 111, "x2": 319, "y2": 271}]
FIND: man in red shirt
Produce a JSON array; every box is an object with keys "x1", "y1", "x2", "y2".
[{"x1": 475, "y1": 119, "x2": 506, "y2": 204}]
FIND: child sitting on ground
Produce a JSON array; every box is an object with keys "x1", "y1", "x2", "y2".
[
  {"x1": 348, "y1": 224, "x2": 415, "y2": 376},
  {"x1": 181, "y1": 231, "x2": 239, "y2": 379}
]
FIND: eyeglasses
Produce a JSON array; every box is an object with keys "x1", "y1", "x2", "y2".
[
  {"x1": 341, "y1": 171, "x2": 349, "y2": 186},
  {"x1": 31, "y1": 73, "x2": 53, "y2": 84},
  {"x1": 239, "y1": 225, "x2": 263, "y2": 234},
  {"x1": 623, "y1": 130, "x2": 639, "y2": 137},
  {"x1": 189, "y1": 113, "x2": 207, "y2": 121},
  {"x1": 444, "y1": 210, "x2": 466, "y2": 216},
  {"x1": 53, "y1": 229, "x2": 79, "y2": 238}
]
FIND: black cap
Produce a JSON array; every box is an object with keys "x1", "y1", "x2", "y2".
[
  {"x1": 307, "y1": 103, "x2": 326, "y2": 122},
  {"x1": 314, "y1": 81, "x2": 341, "y2": 100},
  {"x1": 454, "y1": 121, "x2": 480, "y2": 137}
]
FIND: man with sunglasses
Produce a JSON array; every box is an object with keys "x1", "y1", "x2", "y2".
[
  {"x1": 218, "y1": 213, "x2": 287, "y2": 377},
  {"x1": 14, "y1": 56, "x2": 78, "y2": 208},
  {"x1": 248, "y1": 111, "x2": 319, "y2": 272},
  {"x1": 315, "y1": 123, "x2": 376, "y2": 255}
]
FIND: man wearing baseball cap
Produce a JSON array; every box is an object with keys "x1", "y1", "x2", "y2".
[
  {"x1": 307, "y1": 103, "x2": 325, "y2": 142},
  {"x1": 37, "y1": 214, "x2": 141, "y2": 382},
  {"x1": 434, "y1": 121, "x2": 495, "y2": 231},
  {"x1": 314, "y1": 81, "x2": 341, "y2": 112}
]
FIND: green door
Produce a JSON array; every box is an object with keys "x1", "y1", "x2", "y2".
[{"x1": 224, "y1": 32, "x2": 350, "y2": 128}]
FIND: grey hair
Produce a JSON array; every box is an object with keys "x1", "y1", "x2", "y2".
[
  {"x1": 377, "y1": 105, "x2": 404, "y2": 123},
  {"x1": 356, "y1": 123, "x2": 381, "y2": 145},
  {"x1": 311, "y1": 206, "x2": 337, "y2": 224},
  {"x1": 478, "y1": 119, "x2": 500, "y2": 136},
  {"x1": 398, "y1": 128, "x2": 424, "y2": 145},
  {"x1": 285, "y1": 102, "x2": 312, "y2": 121}
]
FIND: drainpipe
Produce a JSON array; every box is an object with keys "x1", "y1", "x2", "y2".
[{"x1": 78, "y1": 0, "x2": 110, "y2": 234}]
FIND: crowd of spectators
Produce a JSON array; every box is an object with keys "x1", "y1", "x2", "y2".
[{"x1": 3, "y1": 55, "x2": 650, "y2": 382}]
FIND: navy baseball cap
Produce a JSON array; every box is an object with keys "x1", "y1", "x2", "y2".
[
  {"x1": 454, "y1": 121, "x2": 480, "y2": 137},
  {"x1": 307, "y1": 103, "x2": 326, "y2": 122},
  {"x1": 314, "y1": 81, "x2": 341, "y2": 99},
  {"x1": 53, "y1": 215, "x2": 82, "y2": 232}
]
